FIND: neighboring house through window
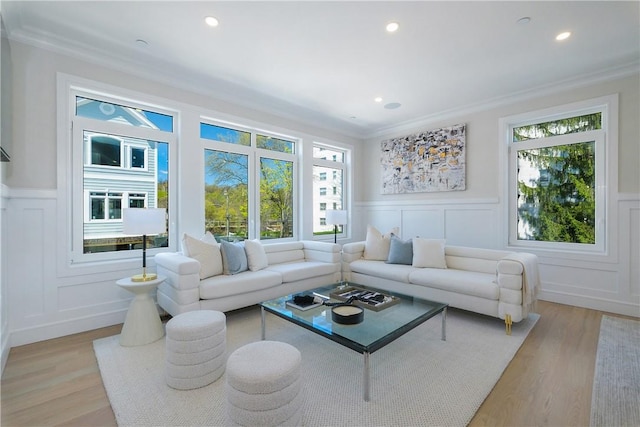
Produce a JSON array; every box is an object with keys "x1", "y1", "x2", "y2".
[
  {"x1": 72, "y1": 94, "x2": 174, "y2": 259},
  {"x1": 312, "y1": 143, "x2": 348, "y2": 238}
]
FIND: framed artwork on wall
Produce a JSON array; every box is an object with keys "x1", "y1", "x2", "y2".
[{"x1": 380, "y1": 123, "x2": 466, "y2": 194}]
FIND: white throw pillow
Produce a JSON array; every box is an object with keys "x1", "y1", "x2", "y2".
[
  {"x1": 244, "y1": 239, "x2": 269, "y2": 271},
  {"x1": 412, "y1": 238, "x2": 447, "y2": 269},
  {"x1": 181, "y1": 233, "x2": 223, "y2": 279},
  {"x1": 363, "y1": 225, "x2": 399, "y2": 260}
]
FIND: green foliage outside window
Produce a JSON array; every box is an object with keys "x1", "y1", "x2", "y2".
[{"x1": 514, "y1": 113, "x2": 601, "y2": 244}]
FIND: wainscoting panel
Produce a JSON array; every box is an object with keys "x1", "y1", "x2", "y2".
[
  {"x1": 5, "y1": 189, "x2": 138, "y2": 347},
  {"x1": 627, "y1": 204, "x2": 639, "y2": 297},
  {"x1": 20, "y1": 208, "x2": 47, "y2": 317},
  {"x1": 401, "y1": 209, "x2": 444, "y2": 240},
  {"x1": 444, "y1": 208, "x2": 498, "y2": 248},
  {"x1": 1, "y1": 186, "x2": 9, "y2": 373}
]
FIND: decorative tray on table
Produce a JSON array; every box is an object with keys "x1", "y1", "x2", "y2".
[{"x1": 329, "y1": 286, "x2": 400, "y2": 312}]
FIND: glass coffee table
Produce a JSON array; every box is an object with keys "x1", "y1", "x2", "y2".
[{"x1": 260, "y1": 283, "x2": 448, "y2": 401}]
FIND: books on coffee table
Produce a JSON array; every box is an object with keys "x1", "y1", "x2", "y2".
[{"x1": 285, "y1": 294, "x2": 324, "y2": 311}]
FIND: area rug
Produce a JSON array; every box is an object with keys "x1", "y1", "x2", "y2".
[
  {"x1": 590, "y1": 315, "x2": 640, "y2": 427},
  {"x1": 94, "y1": 307, "x2": 538, "y2": 426}
]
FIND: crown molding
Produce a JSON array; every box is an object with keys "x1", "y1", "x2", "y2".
[
  {"x1": 6, "y1": 21, "x2": 638, "y2": 144},
  {"x1": 6, "y1": 26, "x2": 365, "y2": 141},
  {"x1": 366, "y1": 60, "x2": 640, "y2": 141}
]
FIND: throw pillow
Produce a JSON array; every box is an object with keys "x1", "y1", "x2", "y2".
[
  {"x1": 181, "y1": 233, "x2": 223, "y2": 279},
  {"x1": 412, "y1": 237, "x2": 448, "y2": 269},
  {"x1": 386, "y1": 234, "x2": 413, "y2": 265},
  {"x1": 244, "y1": 239, "x2": 268, "y2": 271},
  {"x1": 363, "y1": 225, "x2": 399, "y2": 260},
  {"x1": 220, "y1": 240, "x2": 249, "y2": 275}
]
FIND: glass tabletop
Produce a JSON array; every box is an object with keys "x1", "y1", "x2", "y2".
[{"x1": 260, "y1": 283, "x2": 448, "y2": 354}]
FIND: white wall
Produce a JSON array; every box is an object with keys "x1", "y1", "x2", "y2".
[
  {"x1": 1, "y1": 40, "x2": 362, "y2": 349},
  {"x1": 353, "y1": 74, "x2": 640, "y2": 317}
]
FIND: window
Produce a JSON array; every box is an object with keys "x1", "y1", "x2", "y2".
[
  {"x1": 313, "y1": 143, "x2": 348, "y2": 238},
  {"x1": 72, "y1": 94, "x2": 174, "y2": 258},
  {"x1": 129, "y1": 193, "x2": 146, "y2": 208},
  {"x1": 204, "y1": 150, "x2": 249, "y2": 241},
  {"x1": 504, "y1": 96, "x2": 615, "y2": 253},
  {"x1": 203, "y1": 120, "x2": 297, "y2": 242},
  {"x1": 89, "y1": 135, "x2": 121, "y2": 166}
]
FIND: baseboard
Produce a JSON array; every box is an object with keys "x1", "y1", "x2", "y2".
[
  {"x1": 538, "y1": 290, "x2": 640, "y2": 318},
  {"x1": 9, "y1": 309, "x2": 128, "y2": 347}
]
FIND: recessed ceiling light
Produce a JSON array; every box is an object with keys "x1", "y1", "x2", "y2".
[
  {"x1": 205, "y1": 16, "x2": 219, "y2": 27},
  {"x1": 517, "y1": 16, "x2": 531, "y2": 25},
  {"x1": 386, "y1": 22, "x2": 399, "y2": 33},
  {"x1": 556, "y1": 31, "x2": 571, "y2": 41},
  {"x1": 374, "y1": 97, "x2": 383, "y2": 103},
  {"x1": 384, "y1": 102, "x2": 401, "y2": 110},
  {"x1": 135, "y1": 39, "x2": 148, "y2": 47}
]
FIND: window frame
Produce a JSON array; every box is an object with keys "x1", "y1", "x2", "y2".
[
  {"x1": 312, "y1": 142, "x2": 350, "y2": 241},
  {"x1": 201, "y1": 118, "x2": 299, "y2": 242},
  {"x1": 64, "y1": 82, "x2": 178, "y2": 265},
  {"x1": 501, "y1": 94, "x2": 618, "y2": 257}
]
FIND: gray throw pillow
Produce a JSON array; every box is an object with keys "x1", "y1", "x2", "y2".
[
  {"x1": 220, "y1": 241, "x2": 248, "y2": 275},
  {"x1": 386, "y1": 234, "x2": 413, "y2": 265}
]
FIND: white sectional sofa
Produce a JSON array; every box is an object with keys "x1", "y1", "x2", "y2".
[
  {"x1": 155, "y1": 237, "x2": 341, "y2": 316},
  {"x1": 341, "y1": 234, "x2": 540, "y2": 326}
]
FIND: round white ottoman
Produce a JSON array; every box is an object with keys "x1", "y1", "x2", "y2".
[
  {"x1": 226, "y1": 341, "x2": 303, "y2": 426},
  {"x1": 165, "y1": 310, "x2": 226, "y2": 390}
]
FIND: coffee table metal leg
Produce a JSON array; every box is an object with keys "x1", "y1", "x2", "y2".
[
  {"x1": 441, "y1": 307, "x2": 447, "y2": 341},
  {"x1": 363, "y1": 351, "x2": 370, "y2": 401},
  {"x1": 261, "y1": 306, "x2": 266, "y2": 340}
]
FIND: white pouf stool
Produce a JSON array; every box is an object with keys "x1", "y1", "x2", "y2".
[
  {"x1": 165, "y1": 310, "x2": 226, "y2": 390},
  {"x1": 226, "y1": 341, "x2": 303, "y2": 426}
]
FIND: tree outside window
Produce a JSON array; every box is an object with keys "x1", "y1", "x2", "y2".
[{"x1": 509, "y1": 109, "x2": 606, "y2": 250}]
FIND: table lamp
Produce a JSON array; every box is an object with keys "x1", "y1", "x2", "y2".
[
  {"x1": 123, "y1": 208, "x2": 166, "y2": 282},
  {"x1": 325, "y1": 209, "x2": 347, "y2": 244}
]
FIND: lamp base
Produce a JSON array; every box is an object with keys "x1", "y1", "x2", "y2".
[{"x1": 131, "y1": 273, "x2": 158, "y2": 282}]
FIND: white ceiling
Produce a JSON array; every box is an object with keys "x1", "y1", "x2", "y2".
[{"x1": 2, "y1": 1, "x2": 639, "y2": 138}]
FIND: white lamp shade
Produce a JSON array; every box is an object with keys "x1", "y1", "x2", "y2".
[
  {"x1": 326, "y1": 209, "x2": 347, "y2": 225},
  {"x1": 123, "y1": 208, "x2": 166, "y2": 235}
]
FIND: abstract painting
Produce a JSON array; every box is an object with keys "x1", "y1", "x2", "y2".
[{"x1": 381, "y1": 123, "x2": 466, "y2": 194}]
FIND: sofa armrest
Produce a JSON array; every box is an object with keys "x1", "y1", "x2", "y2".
[
  {"x1": 496, "y1": 252, "x2": 540, "y2": 321},
  {"x1": 301, "y1": 241, "x2": 341, "y2": 264},
  {"x1": 342, "y1": 241, "x2": 365, "y2": 262},
  {"x1": 154, "y1": 252, "x2": 201, "y2": 291},
  {"x1": 341, "y1": 241, "x2": 365, "y2": 280}
]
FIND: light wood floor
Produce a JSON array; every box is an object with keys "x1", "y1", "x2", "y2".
[{"x1": 0, "y1": 301, "x2": 625, "y2": 426}]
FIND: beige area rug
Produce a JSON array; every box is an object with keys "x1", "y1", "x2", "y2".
[
  {"x1": 590, "y1": 315, "x2": 640, "y2": 427},
  {"x1": 94, "y1": 306, "x2": 538, "y2": 426}
]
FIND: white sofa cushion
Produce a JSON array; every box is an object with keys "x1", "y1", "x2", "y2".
[
  {"x1": 199, "y1": 269, "x2": 282, "y2": 299},
  {"x1": 182, "y1": 233, "x2": 223, "y2": 279},
  {"x1": 412, "y1": 238, "x2": 447, "y2": 269},
  {"x1": 350, "y1": 259, "x2": 412, "y2": 283},
  {"x1": 244, "y1": 239, "x2": 269, "y2": 271},
  {"x1": 266, "y1": 261, "x2": 337, "y2": 283},
  {"x1": 409, "y1": 268, "x2": 499, "y2": 300},
  {"x1": 363, "y1": 225, "x2": 398, "y2": 260}
]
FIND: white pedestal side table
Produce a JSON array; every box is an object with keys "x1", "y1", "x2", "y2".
[{"x1": 117, "y1": 276, "x2": 166, "y2": 346}]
